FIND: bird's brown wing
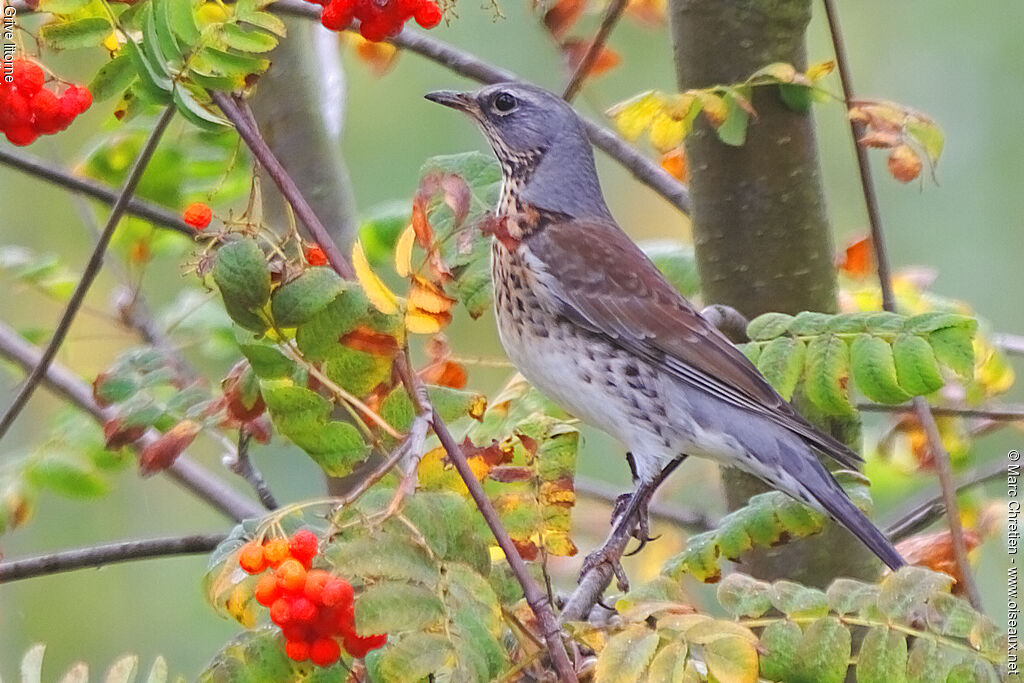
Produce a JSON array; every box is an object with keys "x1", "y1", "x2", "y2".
[{"x1": 526, "y1": 216, "x2": 862, "y2": 468}]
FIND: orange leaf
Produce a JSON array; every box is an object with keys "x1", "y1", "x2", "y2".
[
  {"x1": 543, "y1": 0, "x2": 585, "y2": 40},
  {"x1": 858, "y1": 130, "x2": 902, "y2": 149},
  {"x1": 348, "y1": 33, "x2": 398, "y2": 76},
  {"x1": 340, "y1": 326, "x2": 400, "y2": 356},
  {"x1": 409, "y1": 275, "x2": 456, "y2": 314},
  {"x1": 836, "y1": 235, "x2": 874, "y2": 278},
  {"x1": 888, "y1": 144, "x2": 922, "y2": 183},
  {"x1": 139, "y1": 420, "x2": 201, "y2": 475},
  {"x1": 410, "y1": 198, "x2": 434, "y2": 249},
  {"x1": 561, "y1": 39, "x2": 621, "y2": 79},
  {"x1": 896, "y1": 529, "x2": 980, "y2": 593},
  {"x1": 625, "y1": 0, "x2": 666, "y2": 26},
  {"x1": 660, "y1": 147, "x2": 688, "y2": 182},
  {"x1": 405, "y1": 309, "x2": 452, "y2": 335}
]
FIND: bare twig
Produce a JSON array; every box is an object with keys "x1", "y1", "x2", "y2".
[
  {"x1": 823, "y1": 0, "x2": 982, "y2": 609},
  {"x1": 209, "y1": 92, "x2": 355, "y2": 279},
  {"x1": 0, "y1": 321, "x2": 264, "y2": 522},
  {"x1": 394, "y1": 353, "x2": 577, "y2": 682},
  {"x1": 223, "y1": 431, "x2": 278, "y2": 510},
  {"x1": 271, "y1": 0, "x2": 690, "y2": 216},
  {"x1": 562, "y1": 0, "x2": 628, "y2": 101},
  {"x1": 574, "y1": 478, "x2": 715, "y2": 530},
  {"x1": 0, "y1": 147, "x2": 193, "y2": 237},
  {"x1": 886, "y1": 459, "x2": 1007, "y2": 542},
  {"x1": 0, "y1": 107, "x2": 176, "y2": 446},
  {"x1": 0, "y1": 533, "x2": 227, "y2": 583},
  {"x1": 994, "y1": 332, "x2": 1024, "y2": 358},
  {"x1": 858, "y1": 402, "x2": 1024, "y2": 422}
]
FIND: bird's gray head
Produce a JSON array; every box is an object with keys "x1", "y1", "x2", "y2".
[{"x1": 426, "y1": 82, "x2": 611, "y2": 220}]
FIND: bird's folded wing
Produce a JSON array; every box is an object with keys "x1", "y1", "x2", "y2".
[{"x1": 526, "y1": 217, "x2": 862, "y2": 469}]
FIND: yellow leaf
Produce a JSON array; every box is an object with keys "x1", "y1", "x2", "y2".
[
  {"x1": 805, "y1": 59, "x2": 836, "y2": 82},
  {"x1": 102, "y1": 31, "x2": 122, "y2": 52},
  {"x1": 352, "y1": 240, "x2": 398, "y2": 315},
  {"x1": 394, "y1": 224, "x2": 416, "y2": 278},
  {"x1": 649, "y1": 113, "x2": 687, "y2": 153},
  {"x1": 608, "y1": 91, "x2": 664, "y2": 141},
  {"x1": 408, "y1": 276, "x2": 455, "y2": 314},
  {"x1": 750, "y1": 61, "x2": 797, "y2": 83},
  {"x1": 696, "y1": 92, "x2": 727, "y2": 127},
  {"x1": 702, "y1": 634, "x2": 759, "y2": 683},
  {"x1": 405, "y1": 309, "x2": 450, "y2": 335}
]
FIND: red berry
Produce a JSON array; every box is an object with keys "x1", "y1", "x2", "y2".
[
  {"x1": 414, "y1": 1, "x2": 442, "y2": 28},
  {"x1": 270, "y1": 597, "x2": 292, "y2": 625},
  {"x1": 343, "y1": 631, "x2": 387, "y2": 658},
  {"x1": 277, "y1": 559, "x2": 308, "y2": 592},
  {"x1": 12, "y1": 59, "x2": 45, "y2": 96},
  {"x1": 396, "y1": 0, "x2": 420, "y2": 17},
  {"x1": 334, "y1": 603, "x2": 355, "y2": 634},
  {"x1": 254, "y1": 573, "x2": 281, "y2": 607},
  {"x1": 238, "y1": 542, "x2": 268, "y2": 574},
  {"x1": 304, "y1": 246, "x2": 329, "y2": 267},
  {"x1": 65, "y1": 84, "x2": 92, "y2": 114},
  {"x1": 30, "y1": 89, "x2": 63, "y2": 134},
  {"x1": 304, "y1": 569, "x2": 332, "y2": 602},
  {"x1": 289, "y1": 529, "x2": 319, "y2": 563},
  {"x1": 0, "y1": 89, "x2": 31, "y2": 129},
  {"x1": 282, "y1": 623, "x2": 310, "y2": 642},
  {"x1": 285, "y1": 639, "x2": 311, "y2": 662},
  {"x1": 4, "y1": 123, "x2": 38, "y2": 146},
  {"x1": 310, "y1": 637, "x2": 342, "y2": 667},
  {"x1": 359, "y1": 16, "x2": 390, "y2": 42},
  {"x1": 182, "y1": 202, "x2": 213, "y2": 230},
  {"x1": 289, "y1": 595, "x2": 318, "y2": 622},
  {"x1": 312, "y1": 606, "x2": 342, "y2": 637},
  {"x1": 321, "y1": 0, "x2": 355, "y2": 30},
  {"x1": 320, "y1": 578, "x2": 354, "y2": 608}
]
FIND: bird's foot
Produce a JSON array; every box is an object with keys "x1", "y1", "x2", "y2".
[
  {"x1": 580, "y1": 541, "x2": 631, "y2": 592},
  {"x1": 611, "y1": 492, "x2": 657, "y2": 557}
]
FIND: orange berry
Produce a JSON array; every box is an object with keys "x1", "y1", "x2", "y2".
[
  {"x1": 321, "y1": 578, "x2": 354, "y2": 608},
  {"x1": 263, "y1": 538, "x2": 290, "y2": 567},
  {"x1": 238, "y1": 542, "x2": 267, "y2": 574},
  {"x1": 304, "y1": 246, "x2": 328, "y2": 267},
  {"x1": 285, "y1": 639, "x2": 310, "y2": 662},
  {"x1": 254, "y1": 573, "x2": 281, "y2": 607},
  {"x1": 304, "y1": 569, "x2": 332, "y2": 603},
  {"x1": 310, "y1": 637, "x2": 341, "y2": 667},
  {"x1": 276, "y1": 559, "x2": 308, "y2": 592},
  {"x1": 182, "y1": 202, "x2": 212, "y2": 230}
]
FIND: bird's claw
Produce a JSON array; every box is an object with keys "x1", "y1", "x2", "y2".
[
  {"x1": 611, "y1": 492, "x2": 655, "y2": 549},
  {"x1": 580, "y1": 543, "x2": 631, "y2": 592}
]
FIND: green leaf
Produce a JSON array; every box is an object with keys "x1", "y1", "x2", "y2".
[
  {"x1": 789, "y1": 311, "x2": 833, "y2": 336},
  {"x1": 804, "y1": 334, "x2": 855, "y2": 415},
  {"x1": 355, "y1": 582, "x2": 445, "y2": 634},
  {"x1": 270, "y1": 268, "x2": 345, "y2": 328},
  {"x1": 747, "y1": 312, "x2": 794, "y2": 341},
  {"x1": 123, "y1": 40, "x2": 173, "y2": 101},
  {"x1": 295, "y1": 288, "x2": 372, "y2": 361},
  {"x1": 796, "y1": 616, "x2": 851, "y2": 683},
  {"x1": 771, "y1": 581, "x2": 829, "y2": 619},
  {"x1": 850, "y1": 333, "x2": 912, "y2": 403},
  {"x1": 37, "y1": 0, "x2": 91, "y2": 11},
  {"x1": 166, "y1": 0, "x2": 201, "y2": 43},
  {"x1": 173, "y1": 85, "x2": 230, "y2": 131},
  {"x1": 856, "y1": 626, "x2": 907, "y2": 683},
  {"x1": 891, "y1": 334, "x2": 945, "y2": 395},
  {"x1": 151, "y1": 0, "x2": 184, "y2": 65},
  {"x1": 200, "y1": 626, "x2": 343, "y2": 681},
  {"x1": 925, "y1": 593, "x2": 978, "y2": 639},
  {"x1": 365, "y1": 633, "x2": 453, "y2": 683},
  {"x1": 779, "y1": 83, "x2": 813, "y2": 112},
  {"x1": 825, "y1": 578, "x2": 878, "y2": 615},
  {"x1": 219, "y1": 23, "x2": 278, "y2": 53},
  {"x1": 905, "y1": 638, "x2": 957, "y2": 683},
  {"x1": 193, "y1": 46, "x2": 269, "y2": 85},
  {"x1": 239, "y1": 344, "x2": 294, "y2": 379},
  {"x1": 906, "y1": 118, "x2": 944, "y2": 166},
  {"x1": 89, "y1": 55, "x2": 137, "y2": 102},
  {"x1": 213, "y1": 239, "x2": 271, "y2": 311},
  {"x1": 329, "y1": 534, "x2": 440, "y2": 586},
  {"x1": 324, "y1": 347, "x2": 393, "y2": 398},
  {"x1": 928, "y1": 327, "x2": 975, "y2": 378},
  {"x1": 759, "y1": 619, "x2": 802, "y2": 681},
  {"x1": 26, "y1": 454, "x2": 107, "y2": 498},
  {"x1": 643, "y1": 241, "x2": 701, "y2": 297},
  {"x1": 756, "y1": 337, "x2": 806, "y2": 400},
  {"x1": 716, "y1": 573, "x2": 772, "y2": 618},
  {"x1": 40, "y1": 17, "x2": 112, "y2": 50},
  {"x1": 595, "y1": 623, "x2": 660, "y2": 683},
  {"x1": 715, "y1": 89, "x2": 751, "y2": 146},
  {"x1": 876, "y1": 566, "x2": 954, "y2": 621}
]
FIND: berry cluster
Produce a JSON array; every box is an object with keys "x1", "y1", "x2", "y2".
[
  {"x1": 239, "y1": 530, "x2": 387, "y2": 667},
  {"x1": 310, "y1": 0, "x2": 442, "y2": 42},
  {"x1": 0, "y1": 58, "x2": 92, "y2": 147},
  {"x1": 305, "y1": 245, "x2": 328, "y2": 266}
]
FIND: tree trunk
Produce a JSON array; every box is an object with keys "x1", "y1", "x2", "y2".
[{"x1": 668, "y1": 0, "x2": 879, "y2": 584}]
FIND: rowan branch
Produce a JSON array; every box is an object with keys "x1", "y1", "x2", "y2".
[
  {"x1": 0, "y1": 106, "x2": 176, "y2": 447},
  {"x1": 209, "y1": 91, "x2": 356, "y2": 279},
  {"x1": 0, "y1": 321, "x2": 264, "y2": 522},
  {"x1": 272, "y1": 0, "x2": 691, "y2": 216},
  {"x1": 0, "y1": 146, "x2": 193, "y2": 237},
  {"x1": 857, "y1": 402, "x2": 1024, "y2": 422},
  {"x1": 0, "y1": 533, "x2": 227, "y2": 583},
  {"x1": 394, "y1": 353, "x2": 578, "y2": 682},
  {"x1": 823, "y1": 0, "x2": 983, "y2": 609},
  {"x1": 223, "y1": 431, "x2": 278, "y2": 510},
  {"x1": 562, "y1": 0, "x2": 628, "y2": 101}
]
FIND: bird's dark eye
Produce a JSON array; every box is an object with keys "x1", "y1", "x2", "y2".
[{"x1": 493, "y1": 92, "x2": 517, "y2": 113}]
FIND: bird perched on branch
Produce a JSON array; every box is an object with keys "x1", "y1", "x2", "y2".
[{"x1": 426, "y1": 83, "x2": 904, "y2": 587}]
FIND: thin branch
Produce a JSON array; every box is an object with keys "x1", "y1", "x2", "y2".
[
  {"x1": 562, "y1": 0, "x2": 628, "y2": 101},
  {"x1": 886, "y1": 459, "x2": 1007, "y2": 542},
  {"x1": 223, "y1": 431, "x2": 278, "y2": 510},
  {"x1": 0, "y1": 321, "x2": 264, "y2": 522},
  {"x1": 0, "y1": 533, "x2": 226, "y2": 583},
  {"x1": 857, "y1": 402, "x2": 1024, "y2": 422},
  {"x1": 823, "y1": 0, "x2": 982, "y2": 609},
  {"x1": 209, "y1": 92, "x2": 356, "y2": 280},
  {"x1": 0, "y1": 107, "x2": 176, "y2": 446},
  {"x1": 994, "y1": 332, "x2": 1024, "y2": 358},
  {"x1": 0, "y1": 147, "x2": 194, "y2": 237},
  {"x1": 272, "y1": 0, "x2": 690, "y2": 216},
  {"x1": 394, "y1": 353, "x2": 577, "y2": 682},
  {"x1": 574, "y1": 478, "x2": 715, "y2": 530}
]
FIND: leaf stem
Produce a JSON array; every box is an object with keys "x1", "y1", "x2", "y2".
[{"x1": 561, "y1": 0, "x2": 628, "y2": 102}]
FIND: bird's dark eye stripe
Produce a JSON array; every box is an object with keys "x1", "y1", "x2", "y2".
[{"x1": 494, "y1": 92, "x2": 517, "y2": 112}]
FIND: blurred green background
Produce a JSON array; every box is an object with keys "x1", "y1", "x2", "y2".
[{"x1": 1, "y1": 0, "x2": 1021, "y2": 677}]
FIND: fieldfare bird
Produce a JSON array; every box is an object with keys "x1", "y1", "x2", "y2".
[{"x1": 426, "y1": 83, "x2": 905, "y2": 584}]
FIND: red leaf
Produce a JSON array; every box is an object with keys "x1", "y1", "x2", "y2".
[
  {"x1": 103, "y1": 417, "x2": 146, "y2": 449},
  {"x1": 489, "y1": 465, "x2": 535, "y2": 483},
  {"x1": 460, "y1": 437, "x2": 511, "y2": 468},
  {"x1": 340, "y1": 327, "x2": 399, "y2": 356},
  {"x1": 543, "y1": 0, "x2": 585, "y2": 40},
  {"x1": 139, "y1": 420, "x2": 201, "y2": 476},
  {"x1": 511, "y1": 538, "x2": 540, "y2": 561},
  {"x1": 836, "y1": 235, "x2": 875, "y2": 278}
]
